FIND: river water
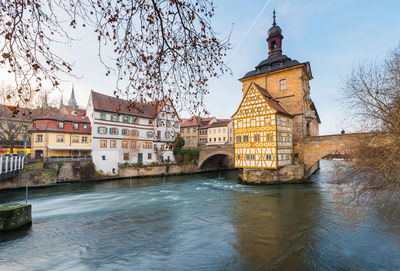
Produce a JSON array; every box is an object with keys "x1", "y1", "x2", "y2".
[{"x1": 0, "y1": 160, "x2": 399, "y2": 271}]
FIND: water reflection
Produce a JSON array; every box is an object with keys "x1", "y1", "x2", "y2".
[{"x1": 233, "y1": 184, "x2": 321, "y2": 270}]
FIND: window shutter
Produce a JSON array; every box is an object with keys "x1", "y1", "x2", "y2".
[
  {"x1": 116, "y1": 128, "x2": 119, "y2": 135},
  {"x1": 105, "y1": 128, "x2": 108, "y2": 134},
  {"x1": 97, "y1": 127, "x2": 101, "y2": 134}
]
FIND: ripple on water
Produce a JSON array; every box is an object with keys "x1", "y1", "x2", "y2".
[{"x1": 1, "y1": 161, "x2": 400, "y2": 271}]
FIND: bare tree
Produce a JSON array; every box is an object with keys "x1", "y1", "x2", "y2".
[
  {"x1": 0, "y1": 0, "x2": 230, "y2": 114},
  {"x1": 335, "y1": 43, "x2": 400, "y2": 222}
]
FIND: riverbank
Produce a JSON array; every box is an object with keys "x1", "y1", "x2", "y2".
[{"x1": 0, "y1": 161, "x2": 236, "y2": 190}]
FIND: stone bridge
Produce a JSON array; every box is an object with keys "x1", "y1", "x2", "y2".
[
  {"x1": 198, "y1": 144, "x2": 234, "y2": 170},
  {"x1": 302, "y1": 133, "x2": 370, "y2": 175},
  {"x1": 197, "y1": 133, "x2": 371, "y2": 176}
]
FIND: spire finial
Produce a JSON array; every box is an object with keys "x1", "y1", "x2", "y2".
[{"x1": 273, "y1": 9, "x2": 276, "y2": 26}]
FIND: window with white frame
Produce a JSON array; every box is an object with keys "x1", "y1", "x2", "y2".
[{"x1": 280, "y1": 79, "x2": 287, "y2": 90}]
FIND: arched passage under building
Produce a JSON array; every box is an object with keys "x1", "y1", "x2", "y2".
[{"x1": 199, "y1": 153, "x2": 234, "y2": 171}]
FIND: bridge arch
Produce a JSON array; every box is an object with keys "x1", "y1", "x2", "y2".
[
  {"x1": 302, "y1": 133, "x2": 364, "y2": 171},
  {"x1": 198, "y1": 145, "x2": 234, "y2": 170}
]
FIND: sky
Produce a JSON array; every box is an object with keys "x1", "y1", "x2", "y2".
[{"x1": 1, "y1": 0, "x2": 400, "y2": 135}]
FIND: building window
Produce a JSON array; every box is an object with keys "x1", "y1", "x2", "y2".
[
  {"x1": 122, "y1": 141, "x2": 128, "y2": 148},
  {"x1": 246, "y1": 155, "x2": 250, "y2": 160},
  {"x1": 58, "y1": 122, "x2": 64, "y2": 129},
  {"x1": 83, "y1": 123, "x2": 88, "y2": 129},
  {"x1": 22, "y1": 135, "x2": 28, "y2": 142},
  {"x1": 36, "y1": 134, "x2": 43, "y2": 142},
  {"x1": 218, "y1": 129, "x2": 221, "y2": 133},
  {"x1": 193, "y1": 137, "x2": 196, "y2": 144},
  {"x1": 110, "y1": 128, "x2": 118, "y2": 135},
  {"x1": 237, "y1": 155, "x2": 240, "y2": 160},
  {"x1": 223, "y1": 128, "x2": 226, "y2": 133},
  {"x1": 187, "y1": 128, "x2": 190, "y2": 132},
  {"x1": 254, "y1": 135, "x2": 260, "y2": 142},
  {"x1": 165, "y1": 131, "x2": 171, "y2": 139},
  {"x1": 122, "y1": 129, "x2": 129, "y2": 135},
  {"x1": 57, "y1": 135, "x2": 64, "y2": 142},
  {"x1": 193, "y1": 127, "x2": 196, "y2": 132},
  {"x1": 287, "y1": 135, "x2": 291, "y2": 142},
  {"x1": 102, "y1": 155, "x2": 106, "y2": 160},
  {"x1": 266, "y1": 118, "x2": 271, "y2": 126},
  {"x1": 22, "y1": 125, "x2": 27, "y2": 131},
  {"x1": 111, "y1": 115, "x2": 118, "y2": 121},
  {"x1": 122, "y1": 116, "x2": 129, "y2": 123},
  {"x1": 98, "y1": 127, "x2": 107, "y2": 134},
  {"x1": 238, "y1": 121, "x2": 242, "y2": 128},
  {"x1": 280, "y1": 79, "x2": 287, "y2": 90},
  {"x1": 73, "y1": 123, "x2": 79, "y2": 130},
  {"x1": 123, "y1": 153, "x2": 129, "y2": 161},
  {"x1": 243, "y1": 135, "x2": 249, "y2": 142},
  {"x1": 287, "y1": 120, "x2": 290, "y2": 127},
  {"x1": 251, "y1": 155, "x2": 255, "y2": 160},
  {"x1": 214, "y1": 138, "x2": 216, "y2": 142},
  {"x1": 166, "y1": 121, "x2": 171, "y2": 128},
  {"x1": 72, "y1": 136, "x2": 79, "y2": 143},
  {"x1": 148, "y1": 153, "x2": 152, "y2": 160},
  {"x1": 186, "y1": 137, "x2": 190, "y2": 144},
  {"x1": 82, "y1": 136, "x2": 88, "y2": 143},
  {"x1": 218, "y1": 137, "x2": 221, "y2": 141},
  {"x1": 110, "y1": 140, "x2": 116, "y2": 148},
  {"x1": 251, "y1": 119, "x2": 256, "y2": 127},
  {"x1": 267, "y1": 134, "x2": 273, "y2": 141},
  {"x1": 100, "y1": 113, "x2": 106, "y2": 120},
  {"x1": 266, "y1": 155, "x2": 272, "y2": 160},
  {"x1": 277, "y1": 117, "x2": 281, "y2": 125},
  {"x1": 257, "y1": 107, "x2": 261, "y2": 112},
  {"x1": 143, "y1": 142, "x2": 152, "y2": 149},
  {"x1": 100, "y1": 140, "x2": 107, "y2": 148},
  {"x1": 245, "y1": 109, "x2": 249, "y2": 113}
]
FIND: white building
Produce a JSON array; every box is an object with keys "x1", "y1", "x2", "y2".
[{"x1": 86, "y1": 91, "x2": 180, "y2": 175}]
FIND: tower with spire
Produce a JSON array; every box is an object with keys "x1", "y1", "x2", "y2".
[
  {"x1": 233, "y1": 10, "x2": 321, "y2": 175},
  {"x1": 68, "y1": 84, "x2": 78, "y2": 108}
]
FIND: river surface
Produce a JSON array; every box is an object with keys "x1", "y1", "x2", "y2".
[{"x1": 0, "y1": 160, "x2": 400, "y2": 271}]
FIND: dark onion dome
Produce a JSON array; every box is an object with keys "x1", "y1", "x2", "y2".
[{"x1": 268, "y1": 25, "x2": 282, "y2": 37}]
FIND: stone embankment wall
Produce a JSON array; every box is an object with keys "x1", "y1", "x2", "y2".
[
  {"x1": 240, "y1": 164, "x2": 306, "y2": 184},
  {"x1": 0, "y1": 161, "x2": 95, "y2": 190},
  {"x1": 118, "y1": 164, "x2": 199, "y2": 178},
  {"x1": 0, "y1": 161, "x2": 212, "y2": 190}
]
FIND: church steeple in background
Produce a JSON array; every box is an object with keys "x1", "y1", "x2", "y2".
[
  {"x1": 267, "y1": 10, "x2": 283, "y2": 57},
  {"x1": 68, "y1": 84, "x2": 78, "y2": 107}
]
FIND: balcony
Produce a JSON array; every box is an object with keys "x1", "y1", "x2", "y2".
[{"x1": 304, "y1": 110, "x2": 316, "y2": 122}]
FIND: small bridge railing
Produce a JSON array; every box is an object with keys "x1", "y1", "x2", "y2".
[
  {"x1": 0, "y1": 156, "x2": 25, "y2": 175},
  {"x1": 46, "y1": 156, "x2": 92, "y2": 162}
]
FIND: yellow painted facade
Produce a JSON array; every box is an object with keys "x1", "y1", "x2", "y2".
[
  {"x1": 31, "y1": 132, "x2": 91, "y2": 158},
  {"x1": 233, "y1": 83, "x2": 293, "y2": 169}
]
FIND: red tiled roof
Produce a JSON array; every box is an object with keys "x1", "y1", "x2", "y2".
[
  {"x1": 254, "y1": 83, "x2": 293, "y2": 117},
  {"x1": 91, "y1": 91, "x2": 165, "y2": 118},
  {"x1": 0, "y1": 104, "x2": 59, "y2": 121},
  {"x1": 32, "y1": 113, "x2": 91, "y2": 134},
  {"x1": 63, "y1": 105, "x2": 87, "y2": 116},
  {"x1": 208, "y1": 119, "x2": 232, "y2": 128}
]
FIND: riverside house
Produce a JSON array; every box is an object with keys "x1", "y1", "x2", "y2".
[
  {"x1": 86, "y1": 91, "x2": 180, "y2": 175},
  {"x1": 30, "y1": 112, "x2": 92, "y2": 158}
]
